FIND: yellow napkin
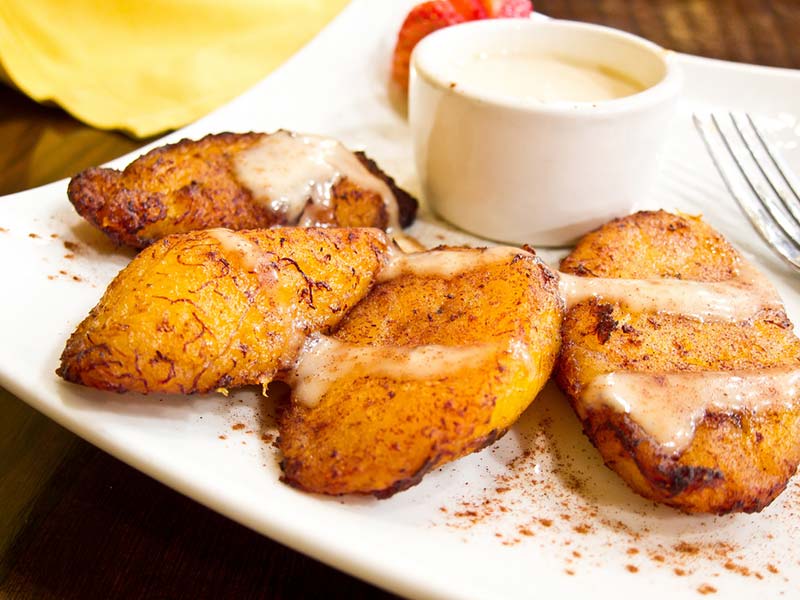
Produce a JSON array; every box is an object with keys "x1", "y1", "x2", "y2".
[{"x1": 0, "y1": 0, "x2": 348, "y2": 138}]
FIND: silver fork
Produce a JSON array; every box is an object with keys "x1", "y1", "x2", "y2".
[{"x1": 693, "y1": 112, "x2": 800, "y2": 271}]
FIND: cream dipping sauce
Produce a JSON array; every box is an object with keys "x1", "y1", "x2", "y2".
[
  {"x1": 233, "y1": 130, "x2": 400, "y2": 229},
  {"x1": 450, "y1": 52, "x2": 644, "y2": 103},
  {"x1": 582, "y1": 369, "x2": 800, "y2": 454}
]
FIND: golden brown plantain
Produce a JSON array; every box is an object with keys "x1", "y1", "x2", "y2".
[
  {"x1": 278, "y1": 247, "x2": 564, "y2": 497},
  {"x1": 67, "y1": 132, "x2": 418, "y2": 249},
  {"x1": 57, "y1": 227, "x2": 390, "y2": 394},
  {"x1": 557, "y1": 210, "x2": 800, "y2": 514}
]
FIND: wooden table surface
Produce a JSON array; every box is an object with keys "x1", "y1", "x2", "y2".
[{"x1": 1, "y1": 1, "x2": 798, "y2": 598}]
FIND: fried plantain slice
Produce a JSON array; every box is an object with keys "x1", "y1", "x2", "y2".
[
  {"x1": 58, "y1": 227, "x2": 390, "y2": 394},
  {"x1": 557, "y1": 210, "x2": 800, "y2": 514},
  {"x1": 278, "y1": 246, "x2": 563, "y2": 497},
  {"x1": 67, "y1": 131, "x2": 418, "y2": 249}
]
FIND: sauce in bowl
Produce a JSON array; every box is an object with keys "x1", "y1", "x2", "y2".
[
  {"x1": 410, "y1": 18, "x2": 682, "y2": 246},
  {"x1": 450, "y1": 52, "x2": 645, "y2": 104}
]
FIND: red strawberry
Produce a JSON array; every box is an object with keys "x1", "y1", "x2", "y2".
[
  {"x1": 391, "y1": 1, "x2": 466, "y2": 92},
  {"x1": 449, "y1": 0, "x2": 489, "y2": 20},
  {"x1": 481, "y1": 0, "x2": 533, "y2": 18}
]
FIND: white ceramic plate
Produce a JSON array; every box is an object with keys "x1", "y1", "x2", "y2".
[{"x1": 2, "y1": 2, "x2": 800, "y2": 598}]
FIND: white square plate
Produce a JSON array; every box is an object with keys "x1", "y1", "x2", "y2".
[{"x1": 2, "y1": 1, "x2": 800, "y2": 598}]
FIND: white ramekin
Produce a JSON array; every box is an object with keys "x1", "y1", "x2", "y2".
[{"x1": 409, "y1": 18, "x2": 683, "y2": 246}]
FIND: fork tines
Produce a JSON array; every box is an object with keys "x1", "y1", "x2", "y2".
[{"x1": 694, "y1": 111, "x2": 800, "y2": 271}]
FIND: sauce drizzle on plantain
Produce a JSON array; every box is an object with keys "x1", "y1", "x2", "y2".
[
  {"x1": 559, "y1": 260, "x2": 779, "y2": 323},
  {"x1": 379, "y1": 245, "x2": 530, "y2": 282},
  {"x1": 582, "y1": 368, "x2": 800, "y2": 454},
  {"x1": 288, "y1": 333, "x2": 496, "y2": 408},
  {"x1": 234, "y1": 130, "x2": 400, "y2": 229}
]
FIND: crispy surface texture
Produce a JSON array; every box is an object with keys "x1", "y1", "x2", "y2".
[
  {"x1": 58, "y1": 227, "x2": 390, "y2": 394},
  {"x1": 278, "y1": 248, "x2": 564, "y2": 497},
  {"x1": 67, "y1": 132, "x2": 418, "y2": 249},
  {"x1": 557, "y1": 210, "x2": 800, "y2": 514}
]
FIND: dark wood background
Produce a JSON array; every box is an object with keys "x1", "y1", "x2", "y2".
[{"x1": 1, "y1": 1, "x2": 799, "y2": 598}]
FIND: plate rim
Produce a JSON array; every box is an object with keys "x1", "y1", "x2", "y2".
[{"x1": 2, "y1": 2, "x2": 800, "y2": 598}]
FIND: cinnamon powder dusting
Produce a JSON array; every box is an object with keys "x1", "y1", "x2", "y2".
[
  {"x1": 697, "y1": 584, "x2": 717, "y2": 595},
  {"x1": 430, "y1": 390, "x2": 797, "y2": 594},
  {"x1": 217, "y1": 390, "x2": 282, "y2": 455}
]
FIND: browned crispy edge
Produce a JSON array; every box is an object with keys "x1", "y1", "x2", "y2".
[
  {"x1": 278, "y1": 426, "x2": 508, "y2": 499},
  {"x1": 355, "y1": 151, "x2": 417, "y2": 228}
]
